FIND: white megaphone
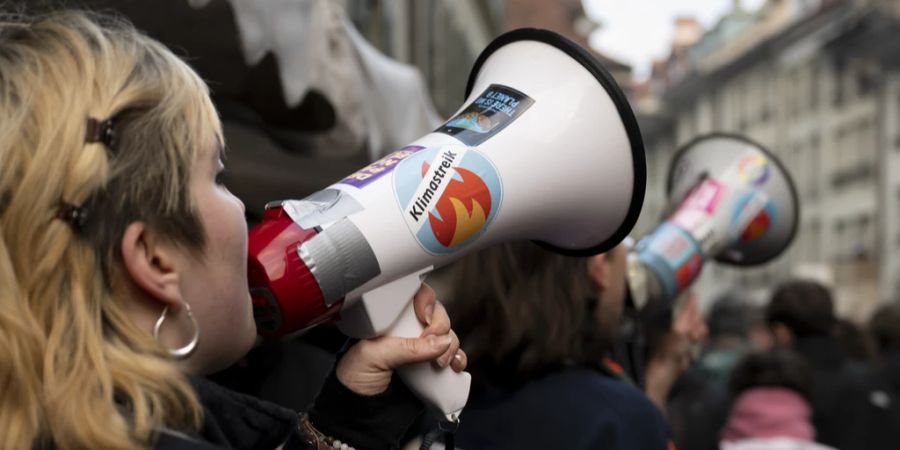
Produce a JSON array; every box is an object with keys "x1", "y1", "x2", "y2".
[
  {"x1": 246, "y1": 28, "x2": 645, "y2": 424},
  {"x1": 627, "y1": 134, "x2": 799, "y2": 309}
]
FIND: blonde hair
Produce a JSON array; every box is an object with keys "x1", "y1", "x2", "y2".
[{"x1": 0, "y1": 10, "x2": 224, "y2": 450}]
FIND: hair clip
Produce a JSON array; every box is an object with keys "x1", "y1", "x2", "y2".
[
  {"x1": 85, "y1": 117, "x2": 116, "y2": 149},
  {"x1": 57, "y1": 201, "x2": 88, "y2": 230}
]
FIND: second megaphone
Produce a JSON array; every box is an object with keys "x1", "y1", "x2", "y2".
[
  {"x1": 246, "y1": 28, "x2": 646, "y2": 423},
  {"x1": 628, "y1": 134, "x2": 799, "y2": 308}
]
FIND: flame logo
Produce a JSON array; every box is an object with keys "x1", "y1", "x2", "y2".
[
  {"x1": 421, "y1": 162, "x2": 492, "y2": 247},
  {"x1": 741, "y1": 209, "x2": 771, "y2": 242},
  {"x1": 394, "y1": 146, "x2": 502, "y2": 255},
  {"x1": 731, "y1": 191, "x2": 777, "y2": 243}
]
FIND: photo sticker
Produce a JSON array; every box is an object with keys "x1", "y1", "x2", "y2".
[
  {"x1": 680, "y1": 178, "x2": 725, "y2": 214},
  {"x1": 435, "y1": 84, "x2": 535, "y2": 146}
]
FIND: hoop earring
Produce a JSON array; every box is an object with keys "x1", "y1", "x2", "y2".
[{"x1": 153, "y1": 302, "x2": 200, "y2": 359}]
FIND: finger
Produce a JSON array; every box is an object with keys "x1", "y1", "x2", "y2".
[
  {"x1": 373, "y1": 334, "x2": 452, "y2": 369},
  {"x1": 421, "y1": 301, "x2": 451, "y2": 337},
  {"x1": 450, "y1": 349, "x2": 468, "y2": 372},
  {"x1": 413, "y1": 283, "x2": 437, "y2": 326},
  {"x1": 436, "y1": 330, "x2": 460, "y2": 369}
]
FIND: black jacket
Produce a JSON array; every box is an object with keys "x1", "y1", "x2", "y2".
[
  {"x1": 154, "y1": 372, "x2": 422, "y2": 450},
  {"x1": 794, "y1": 336, "x2": 877, "y2": 450},
  {"x1": 454, "y1": 367, "x2": 669, "y2": 450},
  {"x1": 852, "y1": 351, "x2": 900, "y2": 450}
]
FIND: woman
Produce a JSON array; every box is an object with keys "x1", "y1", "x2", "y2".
[
  {"x1": 447, "y1": 241, "x2": 668, "y2": 450},
  {"x1": 0, "y1": 10, "x2": 464, "y2": 450}
]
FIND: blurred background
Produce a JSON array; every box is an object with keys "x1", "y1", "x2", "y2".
[
  {"x1": 33, "y1": 0, "x2": 900, "y2": 321},
  {"x1": 12, "y1": 1, "x2": 900, "y2": 447},
  {"x1": 346, "y1": 0, "x2": 900, "y2": 323}
]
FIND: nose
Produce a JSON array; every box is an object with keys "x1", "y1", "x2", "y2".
[
  {"x1": 237, "y1": 195, "x2": 246, "y2": 214},
  {"x1": 228, "y1": 189, "x2": 246, "y2": 214}
]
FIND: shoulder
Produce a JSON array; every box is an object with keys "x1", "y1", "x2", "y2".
[
  {"x1": 529, "y1": 368, "x2": 668, "y2": 432},
  {"x1": 188, "y1": 377, "x2": 299, "y2": 449},
  {"x1": 548, "y1": 369, "x2": 661, "y2": 412},
  {"x1": 458, "y1": 368, "x2": 668, "y2": 450}
]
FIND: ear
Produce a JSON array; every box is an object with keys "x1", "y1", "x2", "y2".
[
  {"x1": 588, "y1": 253, "x2": 611, "y2": 290},
  {"x1": 120, "y1": 222, "x2": 183, "y2": 310}
]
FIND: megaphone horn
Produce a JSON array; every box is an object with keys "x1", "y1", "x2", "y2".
[
  {"x1": 247, "y1": 28, "x2": 645, "y2": 423},
  {"x1": 629, "y1": 133, "x2": 799, "y2": 306}
]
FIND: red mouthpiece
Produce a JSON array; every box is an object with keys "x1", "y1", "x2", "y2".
[{"x1": 247, "y1": 205, "x2": 341, "y2": 337}]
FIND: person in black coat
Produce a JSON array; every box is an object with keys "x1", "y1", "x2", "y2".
[
  {"x1": 765, "y1": 280, "x2": 876, "y2": 450},
  {"x1": 447, "y1": 241, "x2": 669, "y2": 450},
  {"x1": 861, "y1": 301, "x2": 900, "y2": 448}
]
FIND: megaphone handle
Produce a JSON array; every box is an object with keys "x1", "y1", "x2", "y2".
[{"x1": 386, "y1": 280, "x2": 472, "y2": 424}]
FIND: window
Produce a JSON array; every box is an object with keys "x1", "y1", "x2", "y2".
[
  {"x1": 835, "y1": 219, "x2": 847, "y2": 260},
  {"x1": 810, "y1": 65, "x2": 820, "y2": 110},
  {"x1": 833, "y1": 66, "x2": 845, "y2": 107},
  {"x1": 857, "y1": 214, "x2": 874, "y2": 260},
  {"x1": 810, "y1": 220, "x2": 821, "y2": 261},
  {"x1": 809, "y1": 133, "x2": 821, "y2": 199}
]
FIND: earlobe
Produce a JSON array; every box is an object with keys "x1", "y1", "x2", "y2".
[{"x1": 120, "y1": 223, "x2": 183, "y2": 308}]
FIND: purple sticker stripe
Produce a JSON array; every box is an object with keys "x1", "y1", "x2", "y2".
[{"x1": 340, "y1": 145, "x2": 425, "y2": 188}]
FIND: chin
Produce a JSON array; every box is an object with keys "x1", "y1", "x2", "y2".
[
  {"x1": 237, "y1": 319, "x2": 257, "y2": 354},
  {"x1": 199, "y1": 323, "x2": 258, "y2": 376}
]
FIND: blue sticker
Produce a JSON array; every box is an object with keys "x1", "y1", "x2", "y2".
[{"x1": 638, "y1": 222, "x2": 704, "y2": 302}]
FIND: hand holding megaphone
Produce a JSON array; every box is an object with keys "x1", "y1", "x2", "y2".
[
  {"x1": 628, "y1": 134, "x2": 799, "y2": 309},
  {"x1": 247, "y1": 28, "x2": 646, "y2": 424}
]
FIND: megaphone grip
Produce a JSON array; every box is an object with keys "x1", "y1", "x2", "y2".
[
  {"x1": 387, "y1": 284, "x2": 472, "y2": 424},
  {"x1": 339, "y1": 274, "x2": 472, "y2": 424}
]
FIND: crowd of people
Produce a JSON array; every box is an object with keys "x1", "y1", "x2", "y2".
[
  {"x1": 436, "y1": 241, "x2": 900, "y2": 450},
  {"x1": 3, "y1": 8, "x2": 900, "y2": 450},
  {"x1": 665, "y1": 281, "x2": 900, "y2": 450}
]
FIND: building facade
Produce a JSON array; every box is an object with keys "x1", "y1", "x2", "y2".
[
  {"x1": 347, "y1": 0, "x2": 506, "y2": 117},
  {"x1": 638, "y1": 0, "x2": 900, "y2": 319},
  {"x1": 348, "y1": 0, "x2": 633, "y2": 117}
]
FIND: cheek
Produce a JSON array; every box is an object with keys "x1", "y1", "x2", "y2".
[
  {"x1": 194, "y1": 195, "x2": 255, "y2": 359},
  {"x1": 204, "y1": 194, "x2": 249, "y2": 282}
]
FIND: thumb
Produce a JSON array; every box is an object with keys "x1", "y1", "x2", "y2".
[{"x1": 376, "y1": 334, "x2": 452, "y2": 370}]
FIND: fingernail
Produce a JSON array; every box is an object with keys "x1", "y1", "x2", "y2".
[
  {"x1": 431, "y1": 334, "x2": 451, "y2": 350},
  {"x1": 441, "y1": 353, "x2": 461, "y2": 369},
  {"x1": 424, "y1": 305, "x2": 434, "y2": 325},
  {"x1": 439, "y1": 347, "x2": 457, "y2": 368}
]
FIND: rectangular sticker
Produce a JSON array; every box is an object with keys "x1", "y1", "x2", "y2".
[
  {"x1": 435, "y1": 84, "x2": 535, "y2": 146},
  {"x1": 680, "y1": 178, "x2": 724, "y2": 214},
  {"x1": 340, "y1": 145, "x2": 425, "y2": 188}
]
